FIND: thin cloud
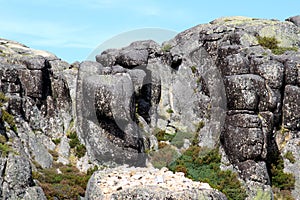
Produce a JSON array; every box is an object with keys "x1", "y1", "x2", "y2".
[{"x1": 0, "y1": 18, "x2": 96, "y2": 48}]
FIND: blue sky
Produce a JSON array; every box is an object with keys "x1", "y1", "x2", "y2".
[{"x1": 0, "y1": 0, "x2": 299, "y2": 63}]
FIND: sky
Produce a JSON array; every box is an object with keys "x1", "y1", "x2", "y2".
[{"x1": 0, "y1": 0, "x2": 299, "y2": 63}]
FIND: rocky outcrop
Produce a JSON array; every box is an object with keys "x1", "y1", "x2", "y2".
[
  {"x1": 1, "y1": 15, "x2": 300, "y2": 200},
  {"x1": 85, "y1": 165, "x2": 227, "y2": 200},
  {"x1": 0, "y1": 38, "x2": 72, "y2": 199},
  {"x1": 80, "y1": 15, "x2": 300, "y2": 199},
  {"x1": 286, "y1": 15, "x2": 300, "y2": 26}
]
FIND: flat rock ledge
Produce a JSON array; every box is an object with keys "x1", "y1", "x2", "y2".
[{"x1": 85, "y1": 166, "x2": 227, "y2": 200}]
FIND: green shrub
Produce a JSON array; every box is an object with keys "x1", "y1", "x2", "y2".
[
  {"x1": 52, "y1": 138, "x2": 61, "y2": 145},
  {"x1": 168, "y1": 145, "x2": 247, "y2": 200},
  {"x1": 256, "y1": 36, "x2": 298, "y2": 55},
  {"x1": 162, "y1": 44, "x2": 172, "y2": 52},
  {"x1": 271, "y1": 158, "x2": 295, "y2": 190},
  {"x1": 0, "y1": 93, "x2": 17, "y2": 132},
  {"x1": 33, "y1": 163, "x2": 91, "y2": 199},
  {"x1": 154, "y1": 128, "x2": 175, "y2": 142},
  {"x1": 87, "y1": 165, "x2": 99, "y2": 176},
  {"x1": 284, "y1": 151, "x2": 296, "y2": 164},
  {"x1": 0, "y1": 92, "x2": 8, "y2": 107},
  {"x1": 272, "y1": 46, "x2": 298, "y2": 55},
  {"x1": 0, "y1": 135, "x2": 7, "y2": 143},
  {"x1": 267, "y1": 148, "x2": 295, "y2": 199},
  {"x1": 67, "y1": 131, "x2": 87, "y2": 158},
  {"x1": 68, "y1": 132, "x2": 80, "y2": 148},
  {"x1": 1, "y1": 110, "x2": 17, "y2": 132},
  {"x1": 48, "y1": 150, "x2": 59, "y2": 161},
  {"x1": 273, "y1": 187, "x2": 294, "y2": 200},
  {"x1": 257, "y1": 36, "x2": 279, "y2": 49},
  {"x1": 75, "y1": 144, "x2": 86, "y2": 158},
  {"x1": 0, "y1": 143, "x2": 13, "y2": 157}
]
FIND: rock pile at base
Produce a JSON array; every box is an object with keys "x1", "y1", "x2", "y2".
[{"x1": 85, "y1": 166, "x2": 227, "y2": 200}]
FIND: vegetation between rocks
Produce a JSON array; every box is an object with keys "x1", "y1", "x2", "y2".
[
  {"x1": 256, "y1": 36, "x2": 298, "y2": 55},
  {"x1": 168, "y1": 145, "x2": 247, "y2": 200},
  {"x1": 269, "y1": 153, "x2": 295, "y2": 200},
  {"x1": 0, "y1": 143, "x2": 13, "y2": 157},
  {"x1": 161, "y1": 44, "x2": 172, "y2": 52},
  {"x1": 154, "y1": 128, "x2": 176, "y2": 142},
  {"x1": 151, "y1": 124, "x2": 246, "y2": 200},
  {"x1": 33, "y1": 163, "x2": 98, "y2": 200},
  {"x1": 0, "y1": 92, "x2": 17, "y2": 132},
  {"x1": 67, "y1": 131, "x2": 86, "y2": 158},
  {"x1": 284, "y1": 151, "x2": 296, "y2": 164}
]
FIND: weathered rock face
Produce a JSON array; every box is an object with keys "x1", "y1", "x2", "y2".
[
  {"x1": 80, "y1": 15, "x2": 300, "y2": 199},
  {"x1": 0, "y1": 38, "x2": 72, "y2": 199},
  {"x1": 1, "y1": 15, "x2": 300, "y2": 200}
]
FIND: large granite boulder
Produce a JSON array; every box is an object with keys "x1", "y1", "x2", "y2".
[{"x1": 85, "y1": 166, "x2": 227, "y2": 200}]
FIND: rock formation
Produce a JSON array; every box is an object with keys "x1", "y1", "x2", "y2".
[
  {"x1": 86, "y1": 166, "x2": 227, "y2": 200},
  {"x1": 0, "y1": 15, "x2": 299, "y2": 200}
]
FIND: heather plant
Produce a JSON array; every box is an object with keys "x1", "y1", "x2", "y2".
[{"x1": 168, "y1": 145, "x2": 247, "y2": 200}]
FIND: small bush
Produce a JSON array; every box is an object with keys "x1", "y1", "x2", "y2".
[
  {"x1": 271, "y1": 158, "x2": 295, "y2": 190},
  {"x1": 75, "y1": 144, "x2": 86, "y2": 158},
  {"x1": 68, "y1": 132, "x2": 80, "y2": 148},
  {"x1": 273, "y1": 187, "x2": 294, "y2": 200},
  {"x1": 87, "y1": 165, "x2": 99, "y2": 176},
  {"x1": 256, "y1": 36, "x2": 298, "y2": 55},
  {"x1": 33, "y1": 163, "x2": 91, "y2": 199},
  {"x1": 158, "y1": 141, "x2": 168, "y2": 149},
  {"x1": 0, "y1": 92, "x2": 8, "y2": 107},
  {"x1": 67, "y1": 131, "x2": 87, "y2": 159},
  {"x1": 52, "y1": 138, "x2": 61, "y2": 145},
  {"x1": 162, "y1": 44, "x2": 172, "y2": 52},
  {"x1": 257, "y1": 36, "x2": 279, "y2": 49},
  {"x1": 0, "y1": 135, "x2": 7, "y2": 143},
  {"x1": 154, "y1": 128, "x2": 175, "y2": 142},
  {"x1": 0, "y1": 143, "x2": 13, "y2": 157},
  {"x1": 48, "y1": 150, "x2": 59, "y2": 161},
  {"x1": 284, "y1": 151, "x2": 296, "y2": 164},
  {"x1": 1, "y1": 110, "x2": 17, "y2": 132}
]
